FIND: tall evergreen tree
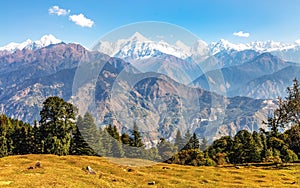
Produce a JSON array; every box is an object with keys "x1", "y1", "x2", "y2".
[
  {"x1": 131, "y1": 122, "x2": 144, "y2": 148},
  {"x1": 251, "y1": 131, "x2": 263, "y2": 162},
  {"x1": 231, "y1": 130, "x2": 256, "y2": 164},
  {"x1": 78, "y1": 112, "x2": 103, "y2": 154},
  {"x1": 121, "y1": 133, "x2": 132, "y2": 145},
  {"x1": 0, "y1": 115, "x2": 9, "y2": 157},
  {"x1": 70, "y1": 121, "x2": 95, "y2": 156},
  {"x1": 200, "y1": 137, "x2": 208, "y2": 151},
  {"x1": 105, "y1": 124, "x2": 124, "y2": 157},
  {"x1": 174, "y1": 130, "x2": 185, "y2": 151},
  {"x1": 183, "y1": 132, "x2": 200, "y2": 150},
  {"x1": 124, "y1": 123, "x2": 145, "y2": 158},
  {"x1": 111, "y1": 138, "x2": 124, "y2": 158},
  {"x1": 101, "y1": 128, "x2": 113, "y2": 157},
  {"x1": 39, "y1": 96, "x2": 77, "y2": 155}
]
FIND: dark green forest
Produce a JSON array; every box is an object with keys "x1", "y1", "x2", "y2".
[{"x1": 0, "y1": 79, "x2": 300, "y2": 166}]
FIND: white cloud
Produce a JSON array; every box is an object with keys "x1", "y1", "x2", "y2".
[
  {"x1": 48, "y1": 6, "x2": 70, "y2": 16},
  {"x1": 69, "y1": 14, "x2": 94, "y2": 28},
  {"x1": 295, "y1": 39, "x2": 300, "y2": 45},
  {"x1": 233, "y1": 31, "x2": 250, "y2": 38}
]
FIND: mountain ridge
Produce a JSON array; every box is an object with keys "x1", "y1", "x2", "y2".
[
  {"x1": 2, "y1": 33, "x2": 300, "y2": 63},
  {"x1": 0, "y1": 34, "x2": 62, "y2": 53}
]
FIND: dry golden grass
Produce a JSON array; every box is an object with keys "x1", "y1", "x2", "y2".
[{"x1": 0, "y1": 154, "x2": 299, "y2": 187}]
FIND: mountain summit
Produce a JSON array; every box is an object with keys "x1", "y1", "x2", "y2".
[
  {"x1": 93, "y1": 32, "x2": 300, "y2": 63},
  {"x1": 93, "y1": 32, "x2": 207, "y2": 60},
  {"x1": 0, "y1": 34, "x2": 62, "y2": 52}
]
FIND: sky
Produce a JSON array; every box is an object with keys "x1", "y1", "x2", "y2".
[{"x1": 1, "y1": 0, "x2": 300, "y2": 48}]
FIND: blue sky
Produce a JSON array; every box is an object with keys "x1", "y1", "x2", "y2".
[{"x1": 1, "y1": 0, "x2": 300, "y2": 47}]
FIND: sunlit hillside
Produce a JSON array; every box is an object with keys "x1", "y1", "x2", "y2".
[{"x1": 0, "y1": 155, "x2": 299, "y2": 187}]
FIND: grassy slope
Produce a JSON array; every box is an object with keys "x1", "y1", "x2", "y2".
[{"x1": 0, "y1": 155, "x2": 299, "y2": 188}]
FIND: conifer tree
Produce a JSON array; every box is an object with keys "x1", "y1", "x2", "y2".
[
  {"x1": 183, "y1": 132, "x2": 200, "y2": 150},
  {"x1": 200, "y1": 137, "x2": 208, "y2": 151},
  {"x1": 101, "y1": 128, "x2": 113, "y2": 156},
  {"x1": 174, "y1": 130, "x2": 185, "y2": 151},
  {"x1": 78, "y1": 112, "x2": 103, "y2": 154},
  {"x1": 121, "y1": 133, "x2": 132, "y2": 145},
  {"x1": 131, "y1": 122, "x2": 144, "y2": 148},
  {"x1": 39, "y1": 96, "x2": 77, "y2": 155},
  {"x1": 70, "y1": 123, "x2": 95, "y2": 155}
]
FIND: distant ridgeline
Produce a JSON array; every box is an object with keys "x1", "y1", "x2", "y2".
[{"x1": 0, "y1": 79, "x2": 300, "y2": 165}]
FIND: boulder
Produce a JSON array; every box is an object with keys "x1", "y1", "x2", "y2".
[
  {"x1": 86, "y1": 166, "x2": 96, "y2": 175},
  {"x1": 35, "y1": 161, "x2": 42, "y2": 168},
  {"x1": 148, "y1": 181, "x2": 156, "y2": 185}
]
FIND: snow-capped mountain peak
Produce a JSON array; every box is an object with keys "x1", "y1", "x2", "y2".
[
  {"x1": 34, "y1": 34, "x2": 61, "y2": 48},
  {"x1": 94, "y1": 32, "x2": 197, "y2": 60},
  {"x1": 248, "y1": 40, "x2": 293, "y2": 52},
  {"x1": 0, "y1": 34, "x2": 62, "y2": 52},
  {"x1": 295, "y1": 39, "x2": 300, "y2": 45},
  {"x1": 128, "y1": 32, "x2": 149, "y2": 42},
  {"x1": 209, "y1": 39, "x2": 249, "y2": 55}
]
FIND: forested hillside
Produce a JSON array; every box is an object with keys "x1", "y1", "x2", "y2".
[{"x1": 1, "y1": 80, "x2": 300, "y2": 166}]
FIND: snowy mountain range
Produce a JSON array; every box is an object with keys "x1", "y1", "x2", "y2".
[
  {"x1": 93, "y1": 32, "x2": 203, "y2": 60},
  {"x1": 0, "y1": 34, "x2": 61, "y2": 52},
  {"x1": 2, "y1": 33, "x2": 300, "y2": 63},
  {"x1": 0, "y1": 34, "x2": 297, "y2": 141},
  {"x1": 209, "y1": 39, "x2": 300, "y2": 55},
  {"x1": 93, "y1": 32, "x2": 300, "y2": 63}
]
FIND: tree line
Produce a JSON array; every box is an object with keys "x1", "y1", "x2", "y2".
[{"x1": 0, "y1": 79, "x2": 300, "y2": 166}]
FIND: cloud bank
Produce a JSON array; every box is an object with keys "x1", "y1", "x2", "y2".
[{"x1": 233, "y1": 31, "x2": 250, "y2": 38}]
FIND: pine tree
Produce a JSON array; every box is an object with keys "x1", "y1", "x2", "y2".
[
  {"x1": 124, "y1": 123, "x2": 145, "y2": 158},
  {"x1": 131, "y1": 123, "x2": 144, "y2": 148},
  {"x1": 0, "y1": 115, "x2": 14, "y2": 157},
  {"x1": 105, "y1": 124, "x2": 124, "y2": 157},
  {"x1": 11, "y1": 122, "x2": 34, "y2": 155},
  {"x1": 259, "y1": 129, "x2": 269, "y2": 161},
  {"x1": 101, "y1": 128, "x2": 113, "y2": 157},
  {"x1": 78, "y1": 112, "x2": 103, "y2": 154},
  {"x1": 32, "y1": 120, "x2": 42, "y2": 154},
  {"x1": 0, "y1": 115, "x2": 8, "y2": 157},
  {"x1": 39, "y1": 96, "x2": 77, "y2": 155},
  {"x1": 182, "y1": 130, "x2": 192, "y2": 150},
  {"x1": 231, "y1": 130, "x2": 256, "y2": 164},
  {"x1": 121, "y1": 133, "x2": 132, "y2": 145},
  {"x1": 200, "y1": 137, "x2": 208, "y2": 151},
  {"x1": 183, "y1": 132, "x2": 200, "y2": 150},
  {"x1": 70, "y1": 124, "x2": 95, "y2": 155},
  {"x1": 174, "y1": 130, "x2": 185, "y2": 151},
  {"x1": 111, "y1": 138, "x2": 124, "y2": 158},
  {"x1": 251, "y1": 131, "x2": 263, "y2": 162},
  {"x1": 190, "y1": 133, "x2": 200, "y2": 149}
]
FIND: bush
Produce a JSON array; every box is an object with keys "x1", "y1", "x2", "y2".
[
  {"x1": 168, "y1": 149, "x2": 213, "y2": 166},
  {"x1": 204, "y1": 158, "x2": 216, "y2": 166},
  {"x1": 282, "y1": 148, "x2": 298, "y2": 163}
]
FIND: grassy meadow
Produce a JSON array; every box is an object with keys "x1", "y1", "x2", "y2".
[{"x1": 0, "y1": 155, "x2": 299, "y2": 187}]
